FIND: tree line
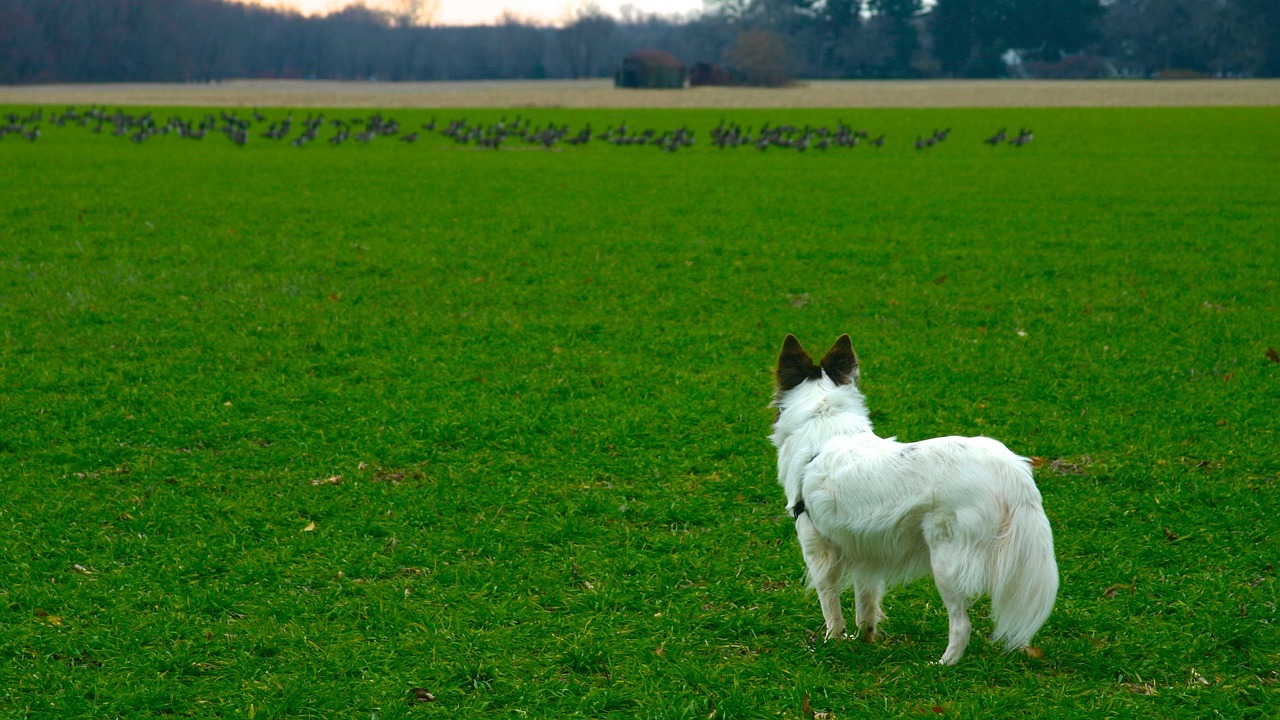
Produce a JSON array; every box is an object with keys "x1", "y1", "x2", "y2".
[{"x1": 0, "y1": 0, "x2": 1275, "y2": 85}]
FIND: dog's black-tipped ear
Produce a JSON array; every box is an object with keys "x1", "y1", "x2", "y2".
[
  {"x1": 777, "y1": 335, "x2": 821, "y2": 392},
  {"x1": 820, "y1": 334, "x2": 859, "y2": 386}
]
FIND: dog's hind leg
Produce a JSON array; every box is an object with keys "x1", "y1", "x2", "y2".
[
  {"x1": 928, "y1": 543, "x2": 974, "y2": 665},
  {"x1": 852, "y1": 574, "x2": 886, "y2": 642},
  {"x1": 796, "y1": 515, "x2": 846, "y2": 639}
]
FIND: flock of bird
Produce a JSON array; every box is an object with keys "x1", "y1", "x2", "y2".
[
  {"x1": 710, "y1": 120, "x2": 886, "y2": 151},
  {"x1": 983, "y1": 127, "x2": 1035, "y2": 146},
  {"x1": 1, "y1": 106, "x2": 1035, "y2": 152}
]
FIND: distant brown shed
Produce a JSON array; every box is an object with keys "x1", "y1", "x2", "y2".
[
  {"x1": 615, "y1": 50, "x2": 686, "y2": 89},
  {"x1": 689, "y1": 61, "x2": 735, "y2": 86}
]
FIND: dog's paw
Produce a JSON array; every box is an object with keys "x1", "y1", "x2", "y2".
[
  {"x1": 936, "y1": 649, "x2": 963, "y2": 666},
  {"x1": 823, "y1": 627, "x2": 848, "y2": 641}
]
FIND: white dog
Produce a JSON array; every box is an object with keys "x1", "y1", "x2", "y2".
[{"x1": 771, "y1": 335, "x2": 1057, "y2": 665}]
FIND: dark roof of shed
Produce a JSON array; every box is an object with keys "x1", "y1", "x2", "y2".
[{"x1": 623, "y1": 50, "x2": 684, "y2": 69}]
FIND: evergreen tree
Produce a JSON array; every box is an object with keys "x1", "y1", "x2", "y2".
[{"x1": 867, "y1": 0, "x2": 922, "y2": 75}]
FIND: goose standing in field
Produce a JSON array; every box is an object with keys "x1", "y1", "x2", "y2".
[
  {"x1": 1010, "y1": 128, "x2": 1033, "y2": 146},
  {"x1": 985, "y1": 128, "x2": 1007, "y2": 145},
  {"x1": 537, "y1": 126, "x2": 562, "y2": 149}
]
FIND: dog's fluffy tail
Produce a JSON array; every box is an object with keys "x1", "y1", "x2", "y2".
[{"x1": 989, "y1": 479, "x2": 1058, "y2": 651}]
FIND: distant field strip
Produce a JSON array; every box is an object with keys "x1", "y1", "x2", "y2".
[{"x1": 3, "y1": 78, "x2": 1280, "y2": 108}]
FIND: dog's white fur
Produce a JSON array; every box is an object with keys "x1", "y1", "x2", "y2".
[{"x1": 771, "y1": 335, "x2": 1058, "y2": 665}]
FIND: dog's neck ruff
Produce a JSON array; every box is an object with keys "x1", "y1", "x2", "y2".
[
  {"x1": 770, "y1": 378, "x2": 874, "y2": 450},
  {"x1": 771, "y1": 378, "x2": 874, "y2": 511}
]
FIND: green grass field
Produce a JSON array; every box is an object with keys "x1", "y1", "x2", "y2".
[{"x1": 2, "y1": 104, "x2": 1279, "y2": 718}]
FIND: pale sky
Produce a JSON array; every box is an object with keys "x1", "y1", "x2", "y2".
[{"x1": 245, "y1": 0, "x2": 706, "y2": 26}]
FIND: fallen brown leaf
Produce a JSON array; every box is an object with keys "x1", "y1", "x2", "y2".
[
  {"x1": 1021, "y1": 646, "x2": 1045, "y2": 661},
  {"x1": 1266, "y1": 347, "x2": 1280, "y2": 364},
  {"x1": 301, "y1": 521, "x2": 316, "y2": 532},
  {"x1": 802, "y1": 692, "x2": 815, "y2": 719},
  {"x1": 1103, "y1": 583, "x2": 1129, "y2": 598}
]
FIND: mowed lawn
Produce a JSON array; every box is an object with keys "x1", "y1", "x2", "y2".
[{"x1": 1, "y1": 105, "x2": 1278, "y2": 718}]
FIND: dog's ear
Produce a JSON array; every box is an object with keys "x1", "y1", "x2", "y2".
[
  {"x1": 820, "y1": 334, "x2": 859, "y2": 386},
  {"x1": 777, "y1": 334, "x2": 822, "y2": 391}
]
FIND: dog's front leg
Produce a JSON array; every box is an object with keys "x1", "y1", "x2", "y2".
[{"x1": 797, "y1": 515, "x2": 846, "y2": 639}]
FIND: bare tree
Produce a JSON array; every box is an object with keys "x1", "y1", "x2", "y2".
[
  {"x1": 383, "y1": 0, "x2": 439, "y2": 27},
  {"x1": 1103, "y1": 0, "x2": 1261, "y2": 76},
  {"x1": 723, "y1": 28, "x2": 797, "y2": 85},
  {"x1": 559, "y1": 3, "x2": 616, "y2": 78}
]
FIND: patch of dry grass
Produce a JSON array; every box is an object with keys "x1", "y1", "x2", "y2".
[{"x1": 3, "y1": 78, "x2": 1278, "y2": 109}]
